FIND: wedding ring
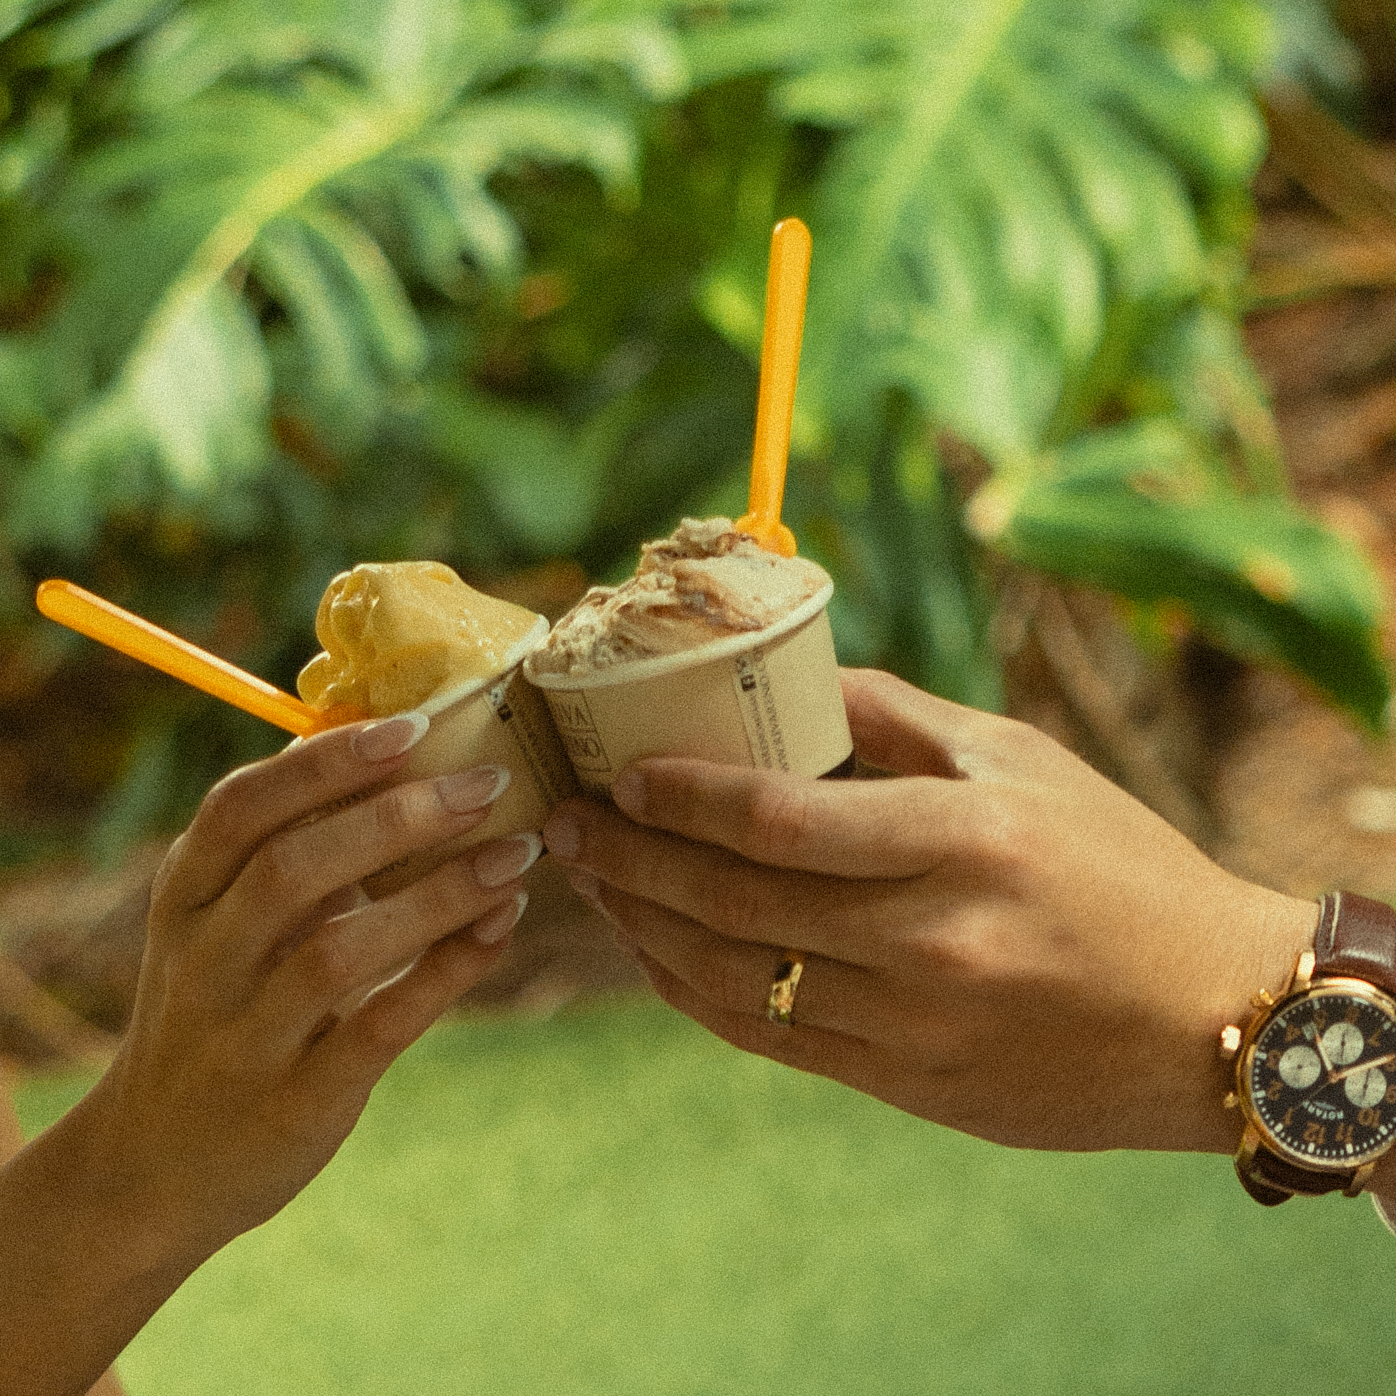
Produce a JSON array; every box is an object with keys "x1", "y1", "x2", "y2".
[{"x1": 767, "y1": 954, "x2": 804, "y2": 1026}]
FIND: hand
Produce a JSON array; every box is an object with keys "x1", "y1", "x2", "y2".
[
  {"x1": 96, "y1": 714, "x2": 538, "y2": 1250},
  {"x1": 1, "y1": 713, "x2": 539, "y2": 1395},
  {"x1": 543, "y1": 668, "x2": 1316, "y2": 1156}
]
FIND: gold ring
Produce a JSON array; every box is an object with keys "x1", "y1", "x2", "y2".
[{"x1": 767, "y1": 954, "x2": 804, "y2": 1026}]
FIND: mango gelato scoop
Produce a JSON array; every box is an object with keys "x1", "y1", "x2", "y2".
[{"x1": 297, "y1": 561, "x2": 542, "y2": 717}]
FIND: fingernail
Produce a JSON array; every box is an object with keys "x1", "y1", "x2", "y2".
[
  {"x1": 567, "y1": 866, "x2": 600, "y2": 901},
  {"x1": 475, "y1": 891, "x2": 527, "y2": 945},
  {"x1": 543, "y1": 811, "x2": 580, "y2": 861},
  {"x1": 352, "y1": 712, "x2": 429, "y2": 762},
  {"x1": 474, "y1": 833, "x2": 543, "y2": 889},
  {"x1": 436, "y1": 765, "x2": 511, "y2": 813},
  {"x1": 611, "y1": 769, "x2": 645, "y2": 818}
]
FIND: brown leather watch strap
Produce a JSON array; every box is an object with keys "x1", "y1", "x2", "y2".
[
  {"x1": 1314, "y1": 891, "x2": 1396, "y2": 998},
  {"x1": 1237, "y1": 1147, "x2": 1354, "y2": 1206}
]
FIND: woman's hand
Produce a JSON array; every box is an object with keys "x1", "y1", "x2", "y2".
[
  {"x1": 100, "y1": 713, "x2": 539, "y2": 1248},
  {"x1": 1, "y1": 713, "x2": 540, "y2": 1396},
  {"x1": 543, "y1": 668, "x2": 1317, "y2": 1156}
]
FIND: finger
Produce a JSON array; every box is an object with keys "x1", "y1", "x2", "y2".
[
  {"x1": 607, "y1": 758, "x2": 954, "y2": 879},
  {"x1": 220, "y1": 765, "x2": 513, "y2": 940},
  {"x1": 158, "y1": 714, "x2": 431, "y2": 910},
  {"x1": 296, "y1": 907, "x2": 521, "y2": 1108},
  {"x1": 594, "y1": 882, "x2": 886, "y2": 1038},
  {"x1": 637, "y1": 952, "x2": 890, "y2": 1100},
  {"x1": 546, "y1": 798, "x2": 902, "y2": 965},
  {"x1": 840, "y1": 668, "x2": 965, "y2": 778},
  {"x1": 840, "y1": 667, "x2": 1058, "y2": 784},
  {"x1": 246, "y1": 881, "x2": 375, "y2": 990},
  {"x1": 245, "y1": 847, "x2": 532, "y2": 1055}
]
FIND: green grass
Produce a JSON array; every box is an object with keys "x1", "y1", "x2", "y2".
[{"x1": 17, "y1": 996, "x2": 1396, "y2": 1394}]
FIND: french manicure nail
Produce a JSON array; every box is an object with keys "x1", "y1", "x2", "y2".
[
  {"x1": 352, "y1": 712, "x2": 429, "y2": 762},
  {"x1": 611, "y1": 769, "x2": 645, "y2": 818},
  {"x1": 475, "y1": 891, "x2": 527, "y2": 945},
  {"x1": 475, "y1": 833, "x2": 543, "y2": 888},
  {"x1": 436, "y1": 766, "x2": 511, "y2": 813},
  {"x1": 543, "y1": 811, "x2": 580, "y2": 860}
]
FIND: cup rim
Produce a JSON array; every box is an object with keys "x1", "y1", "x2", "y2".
[
  {"x1": 413, "y1": 613, "x2": 552, "y2": 717},
  {"x1": 522, "y1": 583, "x2": 834, "y2": 691}
]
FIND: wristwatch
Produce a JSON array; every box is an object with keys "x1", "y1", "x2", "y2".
[{"x1": 1221, "y1": 891, "x2": 1396, "y2": 1206}]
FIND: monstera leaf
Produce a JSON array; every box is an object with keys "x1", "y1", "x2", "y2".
[
  {"x1": 0, "y1": 0, "x2": 1390, "y2": 872},
  {"x1": 970, "y1": 418, "x2": 1391, "y2": 727},
  {"x1": 12, "y1": 283, "x2": 271, "y2": 544},
  {"x1": 686, "y1": 0, "x2": 1263, "y2": 446},
  {"x1": 4, "y1": 0, "x2": 674, "y2": 545},
  {"x1": 682, "y1": 0, "x2": 1389, "y2": 724}
]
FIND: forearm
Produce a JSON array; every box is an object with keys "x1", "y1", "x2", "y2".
[{"x1": 0, "y1": 1095, "x2": 206, "y2": 1396}]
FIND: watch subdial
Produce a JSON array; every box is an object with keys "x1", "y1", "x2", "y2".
[
  {"x1": 1344, "y1": 1067, "x2": 1388, "y2": 1110},
  {"x1": 1322, "y1": 1021, "x2": 1365, "y2": 1067},
  {"x1": 1278, "y1": 1044, "x2": 1322, "y2": 1090}
]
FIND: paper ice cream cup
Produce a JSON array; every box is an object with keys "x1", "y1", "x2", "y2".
[
  {"x1": 362, "y1": 615, "x2": 578, "y2": 898},
  {"x1": 523, "y1": 584, "x2": 853, "y2": 796}
]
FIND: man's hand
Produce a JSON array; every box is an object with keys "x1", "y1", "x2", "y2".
[{"x1": 543, "y1": 668, "x2": 1317, "y2": 1156}]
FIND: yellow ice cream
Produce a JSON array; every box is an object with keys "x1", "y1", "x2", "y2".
[{"x1": 297, "y1": 562, "x2": 542, "y2": 716}]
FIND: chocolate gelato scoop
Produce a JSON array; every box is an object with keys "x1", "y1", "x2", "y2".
[{"x1": 529, "y1": 518, "x2": 830, "y2": 677}]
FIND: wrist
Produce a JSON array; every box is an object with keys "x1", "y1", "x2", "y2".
[
  {"x1": 19, "y1": 1081, "x2": 213, "y2": 1281},
  {"x1": 1370, "y1": 1153, "x2": 1396, "y2": 1237},
  {"x1": 1369, "y1": 1145, "x2": 1396, "y2": 1201},
  {"x1": 1194, "y1": 880, "x2": 1319, "y2": 1156},
  {"x1": 0, "y1": 1081, "x2": 209, "y2": 1396},
  {"x1": 68, "y1": 1063, "x2": 233, "y2": 1275}
]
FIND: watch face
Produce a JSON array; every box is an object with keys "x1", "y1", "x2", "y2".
[{"x1": 1246, "y1": 983, "x2": 1396, "y2": 1168}]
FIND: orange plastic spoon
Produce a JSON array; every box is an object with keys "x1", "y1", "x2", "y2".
[
  {"x1": 35, "y1": 579, "x2": 360, "y2": 737},
  {"x1": 735, "y1": 216, "x2": 812, "y2": 557}
]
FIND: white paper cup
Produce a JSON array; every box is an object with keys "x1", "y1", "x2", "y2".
[
  {"x1": 362, "y1": 616, "x2": 577, "y2": 897},
  {"x1": 523, "y1": 584, "x2": 853, "y2": 795}
]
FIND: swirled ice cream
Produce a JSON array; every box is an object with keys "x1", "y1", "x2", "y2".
[
  {"x1": 522, "y1": 517, "x2": 848, "y2": 793},
  {"x1": 527, "y1": 518, "x2": 830, "y2": 677},
  {"x1": 297, "y1": 561, "x2": 542, "y2": 716}
]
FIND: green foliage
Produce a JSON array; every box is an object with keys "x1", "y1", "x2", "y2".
[
  {"x1": 686, "y1": 0, "x2": 1387, "y2": 723},
  {"x1": 0, "y1": 0, "x2": 1389, "y2": 853},
  {"x1": 984, "y1": 416, "x2": 1392, "y2": 723}
]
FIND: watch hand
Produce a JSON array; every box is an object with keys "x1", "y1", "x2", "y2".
[
  {"x1": 1311, "y1": 1029, "x2": 1336, "y2": 1075},
  {"x1": 1328, "y1": 1052, "x2": 1396, "y2": 1086}
]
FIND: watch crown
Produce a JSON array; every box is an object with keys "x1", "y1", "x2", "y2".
[
  {"x1": 1249, "y1": 990, "x2": 1275, "y2": 1010},
  {"x1": 1223, "y1": 1092, "x2": 1239, "y2": 1110},
  {"x1": 1220, "y1": 1025, "x2": 1242, "y2": 1057}
]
